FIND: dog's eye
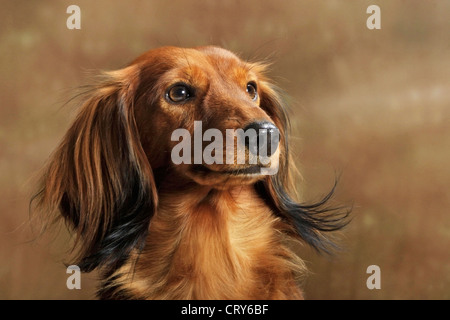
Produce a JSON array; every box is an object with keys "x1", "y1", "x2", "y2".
[
  {"x1": 167, "y1": 85, "x2": 191, "y2": 103},
  {"x1": 246, "y1": 82, "x2": 258, "y2": 101}
]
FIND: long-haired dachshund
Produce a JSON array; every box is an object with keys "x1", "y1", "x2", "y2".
[{"x1": 32, "y1": 46, "x2": 349, "y2": 299}]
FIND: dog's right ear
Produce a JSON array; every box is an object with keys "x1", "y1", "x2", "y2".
[{"x1": 31, "y1": 66, "x2": 157, "y2": 273}]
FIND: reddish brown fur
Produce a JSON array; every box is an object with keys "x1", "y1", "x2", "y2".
[
  {"x1": 108, "y1": 184, "x2": 306, "y2": 299},
  {"x1": 32, "y1": 46, "x2": 333, "y2": 299}
]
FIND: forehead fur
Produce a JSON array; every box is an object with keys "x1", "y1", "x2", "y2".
[{"x1": 132, "y1": 46, "x2": 269, "y2": 76}]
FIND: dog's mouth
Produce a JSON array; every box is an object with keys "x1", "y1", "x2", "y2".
[
  {"x1": 185, "y1": 159, "x2": 279, "y2": 187},
  {"x1": 191, "y1": 164, "x2": 263, "y2": 176}
]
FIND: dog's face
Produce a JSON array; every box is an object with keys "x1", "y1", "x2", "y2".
[{"x1": 132, "y1": 46, "x2": 282, "y2": 187}]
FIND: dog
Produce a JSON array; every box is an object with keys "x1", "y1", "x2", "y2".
[{"x1": 31, "y1": 46, "x2": 349, "y2": 299}]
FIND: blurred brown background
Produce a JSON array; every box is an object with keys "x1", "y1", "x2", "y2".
[{"x1": 0, "y1": 0, "x2": 449, "y2": 299}]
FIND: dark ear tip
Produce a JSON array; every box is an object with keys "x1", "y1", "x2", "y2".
[{"x1": 256, "y1": 175, "x2": 351, "y2": 253}]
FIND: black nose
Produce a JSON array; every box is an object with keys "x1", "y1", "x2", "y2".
[{"x1": 243, "y1": 121, "x2": 280, "y2": 157}]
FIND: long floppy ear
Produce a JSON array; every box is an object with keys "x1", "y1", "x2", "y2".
[
  {"x1": 31, "y1": 66, "x2": 157, "y2": 272},
  {"x1": 256, "y1": 78, "x2": 350, "y2": 252}
]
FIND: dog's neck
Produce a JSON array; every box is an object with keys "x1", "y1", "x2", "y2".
[{"x1": 104, "y1": 178, "x2": 305, "y2": 299}]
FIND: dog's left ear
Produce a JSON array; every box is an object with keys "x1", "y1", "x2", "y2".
[
  {"x1": 256, "y1": 78, "x2": 350, "y2": 252},
  {"x1": 31, "y1": 66, "x2": 157, "y2": 273}
]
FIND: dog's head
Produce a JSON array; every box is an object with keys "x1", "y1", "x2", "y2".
[
  {"x1": 129, "y1": 46, "x2": 285, "y2": 187},
  {"x1": 32, "y1": 46, "x2": 349, "y2": 273}
]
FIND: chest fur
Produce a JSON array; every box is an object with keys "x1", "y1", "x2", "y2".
[{"x1": 105, "y1": 187, "x2": 304, "y2": 299}]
